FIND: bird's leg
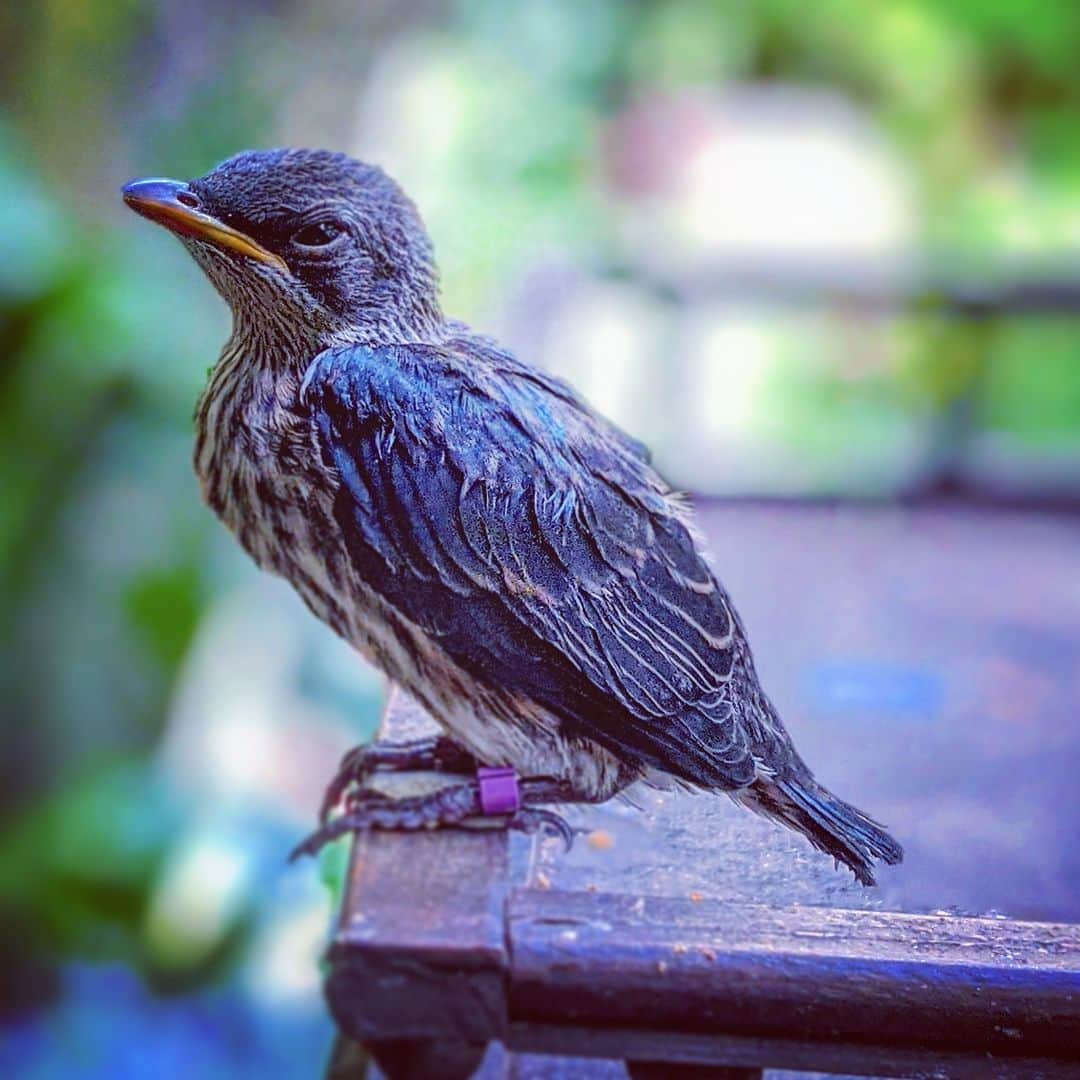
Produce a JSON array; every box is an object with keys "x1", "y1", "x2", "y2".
[
  {"x1": 478, "y1": 773, "x2": 583, "y2": 848},
  {"x1": 319, "y1": 736, "x2": 477, "y2": 823},
  {"x1": 293, "y1": 773, "x2": 583, "y2": 861}
]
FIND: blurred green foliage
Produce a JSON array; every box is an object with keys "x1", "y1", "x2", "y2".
[{"x1": 0, "y1": 761, "x2": 180, "y2": 961}]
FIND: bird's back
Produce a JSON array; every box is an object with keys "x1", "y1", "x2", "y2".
[{"x1": 306, "y1": 335, "x2": 780, "y2": 784}]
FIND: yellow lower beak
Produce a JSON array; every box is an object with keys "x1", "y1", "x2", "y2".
[{"x1": 122, "y1": 178, "x2": 288, "y2": 273}]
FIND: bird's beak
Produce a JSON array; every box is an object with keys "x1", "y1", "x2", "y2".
[{"x1": 122, "y1": 177, "x2": 289, "y2": 273}]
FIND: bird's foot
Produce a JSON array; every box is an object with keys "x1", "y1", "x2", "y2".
[
  {"x1": 499, "y1": 806, "x2": 577, "y2": 849},
  {"x1": 319, "y1": 736, "x2": 477, "y2": 823},
  {"x1": 293, "y1": 773, "x2": 577, "y2": 861}
]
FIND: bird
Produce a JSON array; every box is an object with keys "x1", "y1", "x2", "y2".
[{"x1": 122, "y1": 148, "x2": 902, "y2": 885}]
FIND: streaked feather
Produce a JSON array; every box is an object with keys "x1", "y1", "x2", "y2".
[{"x1": 303, "y1": 338, "x2": 762, "y2": 790}]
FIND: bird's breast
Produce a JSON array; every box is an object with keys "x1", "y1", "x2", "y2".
[{"x1": 194, "y1": 367, "x2": 356, "y2": 633}]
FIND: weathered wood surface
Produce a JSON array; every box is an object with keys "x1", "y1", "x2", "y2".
[
  {"x1": 508, "y1": 889, "x2": 1080, "y2": 1063},
  {"x1": 511, "y1": 1026, "x2": 1079, "y2": 1080}
]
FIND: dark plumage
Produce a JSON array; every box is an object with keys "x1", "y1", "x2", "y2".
[{"x1": 123, "y1": 148, "x2": 902, "y2": 884}]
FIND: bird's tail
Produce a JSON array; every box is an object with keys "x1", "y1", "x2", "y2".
[{"x1": 743, "y1": 775, "x2": 903, "y2": 886}]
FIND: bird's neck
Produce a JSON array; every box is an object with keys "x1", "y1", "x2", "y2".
[
  {"x1": 197, "y1": 300, "x2": 452, "y2": 458},
  {"x1": 227, "y1": 297, "x2": 448, "y2": 373}
]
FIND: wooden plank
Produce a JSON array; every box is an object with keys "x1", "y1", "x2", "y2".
[
  {"x1": 509, "y1": 1024, "x2": 1078, "y2": 1079},
  {"x1": 325, "y1": 685, "x2": 511, "y2": 1047},
  {"x1": 507, "y1": 888, "x2": 1080, "y2": 1064}
]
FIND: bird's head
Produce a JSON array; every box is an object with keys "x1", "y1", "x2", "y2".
[{"x1": 123, "y1": 148, "x2": 442, "y2": 348}]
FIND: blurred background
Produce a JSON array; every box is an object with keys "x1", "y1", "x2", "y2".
[{"x1": 2, "y1": 1, "x2": 1079, "y2": 1076}]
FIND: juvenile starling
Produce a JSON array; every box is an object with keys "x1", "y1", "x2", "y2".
[{"x1": 123, "y1": 149, "x2": 902, "y2": 884}]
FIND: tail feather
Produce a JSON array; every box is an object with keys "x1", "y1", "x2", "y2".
[{"x1": 745, "y1": 776, "x2": 903, "y2": 886}]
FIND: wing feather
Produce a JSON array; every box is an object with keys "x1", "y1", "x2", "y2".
[{"x1": 304, "y1": 342, "x2": 756, "y2": 788}]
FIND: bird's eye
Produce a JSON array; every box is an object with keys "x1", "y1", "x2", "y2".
[{"x1": 291, "y1": 221, "x2": 344, "y2": 248}]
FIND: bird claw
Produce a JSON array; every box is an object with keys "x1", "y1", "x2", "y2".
[
  {"x1": 319, "y1": 738, "x2": 477, "y2": 824},
  {"x1": 318, "y1": 746, "x2": 372, "y2": 824},
  {"x1": 289, "y1": 825, "x2": 340, "y2": 863},
  {"x1": 292, "y1": 783, "x2": 577, "y2": 860},
  {"x1": 293, "y1": 781, "x2": 477, "y2": 861},
  {"x1": 504, "y1": 807, "x2": 577, "y2": 852}
]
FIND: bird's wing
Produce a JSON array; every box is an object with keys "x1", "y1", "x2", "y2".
[{"x1": 302, "y1": 343, "x2": 756, "y2": 788}]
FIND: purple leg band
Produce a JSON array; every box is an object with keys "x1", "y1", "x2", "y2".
[{"x1": 477, "y1": 766, "x2": 521, "y2": 815}]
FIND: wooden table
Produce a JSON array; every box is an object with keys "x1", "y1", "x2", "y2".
[{"x1": 322, "y1": 504, "x2": 1080, "y2": 1078}]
